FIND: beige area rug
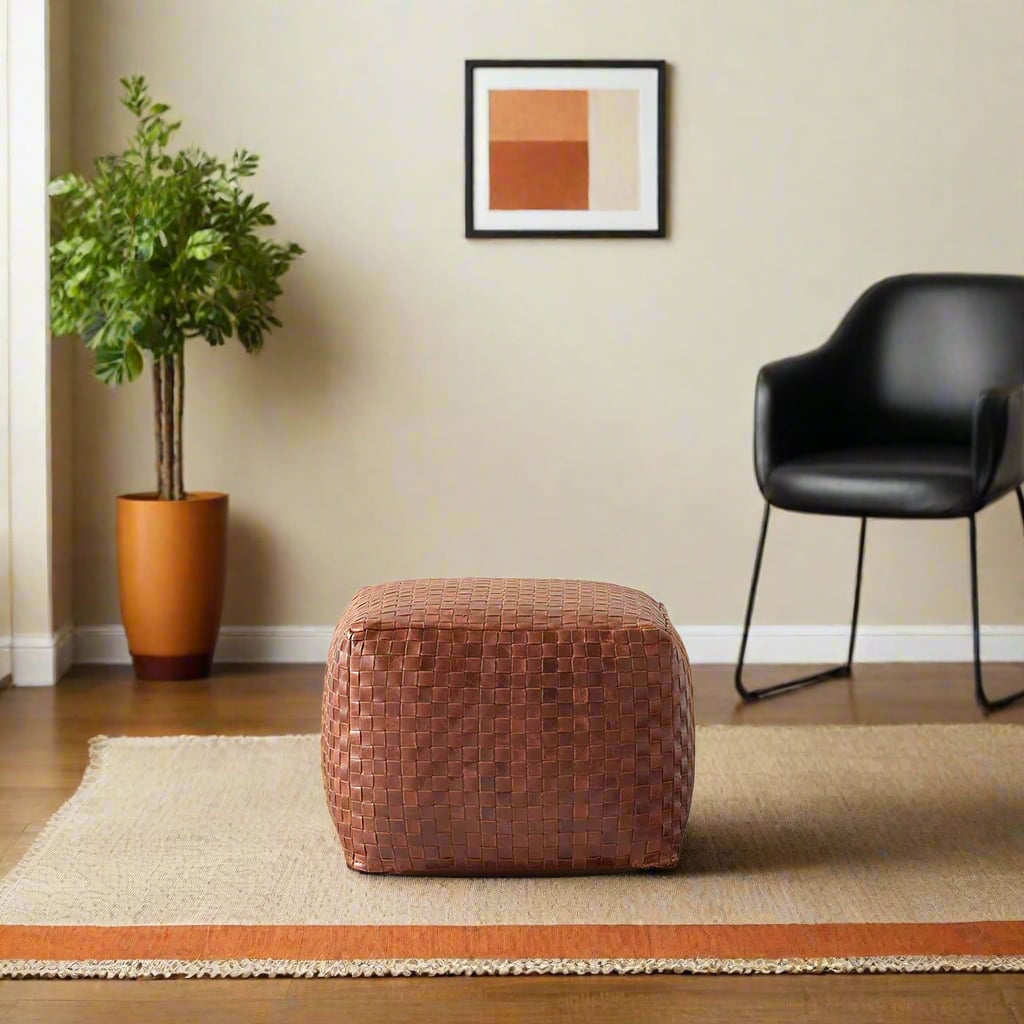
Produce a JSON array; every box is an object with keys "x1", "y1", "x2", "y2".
[{"x1": 1, "y1": 726, "x2": 1023, "y2": 978}]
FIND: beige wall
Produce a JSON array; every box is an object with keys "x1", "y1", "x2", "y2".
[
  {"x1": 70, "y1": 0, "x2": 1024, "y2": 630},
  {"x1": 0, "y1": 5, "x2": 8, "y2": 659},
  {"x1": 0, "y1": 5, "x2": 9, "y2": 655}
]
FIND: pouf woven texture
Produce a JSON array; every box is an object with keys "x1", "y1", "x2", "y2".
[{"x1": 322, "y1": 578, "x2": 695, "y2": 876}]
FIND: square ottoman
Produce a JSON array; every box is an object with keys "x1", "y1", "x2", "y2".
[{"x1": 322, "y1": 578, "x2": 694, "y2": 875}]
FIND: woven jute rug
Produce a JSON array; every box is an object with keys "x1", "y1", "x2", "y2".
[{"x1": 1, "y1": 726, "x2": 1022, "y2": 978}]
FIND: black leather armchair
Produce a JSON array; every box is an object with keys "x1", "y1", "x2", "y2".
[{"x1": 737, "y1": 274, "x2": 1024, "y2": 710}]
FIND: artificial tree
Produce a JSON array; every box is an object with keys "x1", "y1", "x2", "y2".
[{"x1": 49, "y1": 75, "x2": 303, "y2": 499}]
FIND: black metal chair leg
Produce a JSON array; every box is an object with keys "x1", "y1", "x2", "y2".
[
  {"x1": 735, "y1": 505, "x2": 867, "y2": 701},
  {"x1": 969, "y1": 489, "x2": 1024, "y2": 712}
]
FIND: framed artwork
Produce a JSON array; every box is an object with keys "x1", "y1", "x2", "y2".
[{"x1": 465, "y1": 59, "x2": 666, "y2": 239}]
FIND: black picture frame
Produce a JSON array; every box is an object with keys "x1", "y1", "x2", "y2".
[{"x1": 465, "y1": 59, "x2": 667, "y2": 239}]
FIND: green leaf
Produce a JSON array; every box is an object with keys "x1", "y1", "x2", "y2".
[
  {"x1": 82, "y1": 315, "x2": 107, "y2": 349},
  {"x1": 48, "y1": 176, "x2": 77, "y2": 197},
  {"x1": 184, "y1": 228, "x2": 223, "y2": 261},
  {"x1": 64, "y1": 266, "x2": 93, "y2": 297},
  {"x1": 125, "y1": 340, "x2": 144, "y2": 379},
  {"x1": 93, "y1": 339, "x2": 144, "y2": 386}
]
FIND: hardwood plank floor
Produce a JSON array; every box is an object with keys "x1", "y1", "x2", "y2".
[
  {"x1": 3, "y1": 978, "x2": 1021, "y2": 1024},
  {"x1": 1, "y1": 661, "x2": 1022, "y2": 1023},
  {"x1": 1003, "y1": 983, "x2": 1024, "y2": 1024}
]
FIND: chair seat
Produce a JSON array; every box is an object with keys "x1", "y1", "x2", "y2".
[{"x1": 764, "y1": 445, "x2": 976, "y2": 518}]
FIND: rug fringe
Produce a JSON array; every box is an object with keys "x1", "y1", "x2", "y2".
[{"x1": 2, "y1": 954, "x2": 1023, "y2": 979}]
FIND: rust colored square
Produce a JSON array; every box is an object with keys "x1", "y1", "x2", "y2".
[{"x1": 489, "y1": 141, "x2": 588, "y2": 211}]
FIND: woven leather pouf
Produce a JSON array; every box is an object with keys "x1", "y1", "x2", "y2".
[{"x1": 322, "y1": 578, "x2": 695, "y2": 876}]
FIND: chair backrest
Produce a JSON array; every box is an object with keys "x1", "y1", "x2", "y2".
[{"x1": 831, "y1": 274, "x2": 1024, "y2": 446}]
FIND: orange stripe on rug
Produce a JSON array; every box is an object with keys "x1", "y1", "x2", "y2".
[{"x1": 2, "y1": 922, "x2": 1023, "y2": 962}]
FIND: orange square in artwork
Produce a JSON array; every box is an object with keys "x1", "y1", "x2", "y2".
[
  {"x1": 488, "y1": 141, "x2": 589, "y2": 210},
  {"x1": 489, "y1": 90, "x2": 588, "y2": 142}
]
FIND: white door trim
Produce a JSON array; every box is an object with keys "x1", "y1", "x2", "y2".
[{"x1": 5, "y1": 0, "x2": 58, "y2": 684}]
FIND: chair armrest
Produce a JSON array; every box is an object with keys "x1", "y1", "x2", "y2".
[
  {"x1": 972, "y1": 383, "x2": 1024, "y2": 507},
  {"x1": 754, "y1": 347, "x2": 844, "y2": 491}
]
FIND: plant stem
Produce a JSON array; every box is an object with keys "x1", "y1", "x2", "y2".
[
  {"x1": 172, "y1": 348, "x2": 184, "y2": 500},
  {"x1": 160, "y1": 355, "x2": 174, "y2": 500},
  {"x1": 152, "y1": 358, "x2": 165, "y2": 498}
]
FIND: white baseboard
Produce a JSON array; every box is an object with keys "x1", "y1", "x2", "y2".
[
  {"x1": 73, "y1": 625, "x2": 334, "y2": 666},
  {"x1": 0, "y1": 638, "x2": 11, "y2": 683},
  {"x1": 71, "y1": 624, "x2": 1024, "y2": 668},
  {"x1": 684, "y1": 624, "x2": 1024, "y2": 664},
  {"x1": 12, "y1": 623, "x2": 75, "y2": 686}
]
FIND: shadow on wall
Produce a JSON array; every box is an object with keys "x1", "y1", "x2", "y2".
[
  {"x1": 224, "y1": 510, "x2": 278, "y2": 625},
  {"x1": 213, "y1": 261, "x2": 352, "y2": 628},
  {"x1": 247, "y1": 258, "x2": 353, "y2": 420}
]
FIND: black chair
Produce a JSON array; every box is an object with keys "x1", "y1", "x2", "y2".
[{"x1": 736, "y1": 273, "x2": 1024, "y2": 711}]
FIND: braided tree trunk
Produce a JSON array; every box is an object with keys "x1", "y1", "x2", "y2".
[{"x1": 151, "y1": 351, "x2": 185, "y2": 501}]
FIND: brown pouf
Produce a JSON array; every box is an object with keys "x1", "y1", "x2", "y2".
[{"x1": 321, "y1": 578, "x2": 695, "y2": 876}]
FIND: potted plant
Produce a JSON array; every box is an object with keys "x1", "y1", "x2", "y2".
[{"x1": 49, "y1": 76, "x2": 303, "y2": 680}]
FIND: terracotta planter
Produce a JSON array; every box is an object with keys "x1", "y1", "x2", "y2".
[{"x1": 116, "y1": 492, "x2": 228, "y2": 681}]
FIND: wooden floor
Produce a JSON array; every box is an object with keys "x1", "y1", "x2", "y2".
[{"x1": 1, "y1": 661, "x2": 1023, "y2": 1023}]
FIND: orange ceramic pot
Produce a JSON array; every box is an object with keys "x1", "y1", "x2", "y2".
[{"x1": 116, "y1": 492, "x2": 228, "y2": 681}]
